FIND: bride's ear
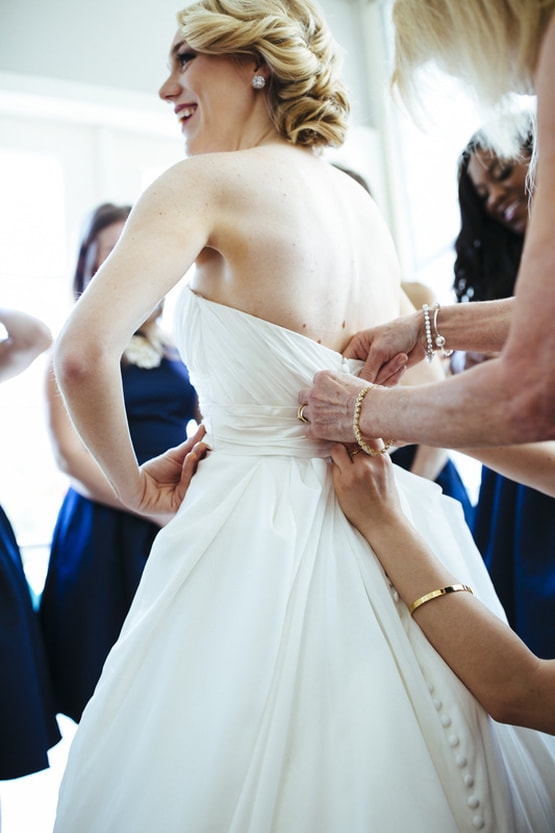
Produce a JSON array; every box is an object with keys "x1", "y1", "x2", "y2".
[
  {"x1": 253, "y1": 62, "x2": 271, "y2": 83},
  {"x1": 247, "y1": 55, "x2": 271, "y2": 87}
]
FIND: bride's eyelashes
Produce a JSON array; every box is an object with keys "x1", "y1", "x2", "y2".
[{"x1": 177, "y1": 50, "x2": 197, "y2": 69}]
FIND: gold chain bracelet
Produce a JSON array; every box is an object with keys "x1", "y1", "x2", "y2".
[{"x1": 353, "y1": 385, "x2": 394, "y2": 457}]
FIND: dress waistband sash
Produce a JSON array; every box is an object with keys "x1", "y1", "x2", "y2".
[{"x1": 203, "y1": 404, "x2": 334, "y2": 458}]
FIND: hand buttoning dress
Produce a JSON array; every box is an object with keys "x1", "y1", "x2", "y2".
[{"x1": 53, "y1": 288, "x2": 555, "y2": 833}]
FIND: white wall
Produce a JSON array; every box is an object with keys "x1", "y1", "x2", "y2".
[{"x1": 0, "y1": 0, "x2": 375, "y2": 122}]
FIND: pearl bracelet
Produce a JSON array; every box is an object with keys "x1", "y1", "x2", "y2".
[
  {"x1": 353, "y1": 385, "x2": 394, "y2": 457},
  {"x1": 408, "y1": 584, "x2": 473, "y2": 617},
  {"x1": 422, "y1": 304, "x2": 435, "y2": 362}
]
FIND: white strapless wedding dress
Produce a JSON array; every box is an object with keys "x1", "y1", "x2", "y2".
[{"x1": 54, "y1": 288, "x2": 554, "y2": 833}]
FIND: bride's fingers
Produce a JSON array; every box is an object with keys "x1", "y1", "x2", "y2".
[
  {"x1": 180, "y1": 441, "x2": 209, "y2": 486},
  {"x1": 181, "y1": 424, "x2": 207, "y2": 455}
]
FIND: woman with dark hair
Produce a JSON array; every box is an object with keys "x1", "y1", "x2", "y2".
[
  {"x1": 72, "y1": 202, "x2": 134, "y2": 299},
  {"x1": 39, "y1": 202, "x2": 201, "y2": 722},
  {"x1": 453, "y1": 132, "x2": 532, "y2": 305},
  {"x1": 451, "y1": 131, "x2": 555, "y2": 659}
]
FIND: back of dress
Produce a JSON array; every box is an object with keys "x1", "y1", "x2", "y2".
[{"x1": 54, "y1": 281, "x2": 555, "y2": 833}]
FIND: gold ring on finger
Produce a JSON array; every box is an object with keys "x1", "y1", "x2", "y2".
[{"x1": 297, "y1": 404, "x2": 310, "y2": 424}]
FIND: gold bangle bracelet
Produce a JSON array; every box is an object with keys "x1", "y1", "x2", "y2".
[
  {"x1": 408, "y1": 584, "x2": 473, "y2": 617},
  {"x1": 353, "y1": 385, "x2": 394, "y2": 456}
]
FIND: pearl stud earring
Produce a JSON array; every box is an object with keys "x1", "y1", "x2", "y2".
[{"x1": 252, "y1": 74, "x2": 266, "y2": 90}]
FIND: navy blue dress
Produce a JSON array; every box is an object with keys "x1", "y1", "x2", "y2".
[
  {"x1": 39, "y1": 356, "x2": 198, "y2": 721},
  {"x1": 391, "y1": 446, "x2": 475, "y2": 528},
  {"x1": 0, "y1": 505, "x2": 60, "y2": 779},
  {"x1": 472, "y1": 467, "x2": 555, "y2": 659}
]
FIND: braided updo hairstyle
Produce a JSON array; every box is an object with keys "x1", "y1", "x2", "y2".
[{"x1": 176, "y1": 0, "x2": 350, "y2": 149}]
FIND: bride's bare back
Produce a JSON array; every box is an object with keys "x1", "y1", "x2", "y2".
[{"x1": 188, "y1": 144, "x2": 401, "y2": 353}]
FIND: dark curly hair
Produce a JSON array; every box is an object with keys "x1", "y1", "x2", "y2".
[{"x1": 453, "y1": 131, "x2": 533, "y2": 303}]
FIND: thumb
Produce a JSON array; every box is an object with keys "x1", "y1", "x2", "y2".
[
  {"x1": 360, "y1": 352, "x2": 407, "y2": 384},
  {"x1": 376, "y1": 354, "x2": 408, "y2": 387},
  {"x1": 330, "y1": 443, "x2": 351, "y2": 471}
]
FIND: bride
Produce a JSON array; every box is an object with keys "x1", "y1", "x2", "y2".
[{"x1": 53, "y1": 1, "x2": 554, "y2": 830}]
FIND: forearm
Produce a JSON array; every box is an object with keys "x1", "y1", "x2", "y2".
[
  {"x1": 361, "y1": 518, "x2": 554, "y2": 733},
  {"x1": 58, "y1": 445, "x2": 152, "y2": 516},
  {"x1": 0, "y1": 308, "x2": 52, "y2": 381},
  {"x1": 359, "y1": 354, "x2": 553, "y2": 447},
  {"x1": 54, "y1": 339, "x2": 142, "y2": 510},
  {"x1": 47, "y1": 357, "x2": 148, "y2": 515},
  {"x1": 422, "y1": 298, "x2": 512, "y2": 353},
  {"x1": 460, "y1": 442, "x2": 555, "y2": 497}
]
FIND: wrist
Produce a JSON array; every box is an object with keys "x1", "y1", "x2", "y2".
[
  {"x1": 356, "y1": 384, "x2": 385, "y2": 439},
  {"x1": 422, "y1": 302, "x2": 453, "y2": 362},
  {"x1": 114, "y1": 470, "x2": 143, "y2": 511},
  {"x1": 358, "y1": 512, "x2": 416, "y2": 555},
  {"x1": 417, "y1": 308, "x2": 428, "y2": 358}
]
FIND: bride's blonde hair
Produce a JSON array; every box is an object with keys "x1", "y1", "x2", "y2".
[
  {"x1": 391, "y1": 0, "x2": 554, "y2": 157},
  {"x1": 176, "y1": 0, "x2": 350, "y2": 149}
]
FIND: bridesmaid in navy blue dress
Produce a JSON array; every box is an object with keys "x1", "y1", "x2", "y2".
[
  {"x1": 0, "y1": 308, "x2": 60, "y2": 779},
  {"x1": 39, "y1": 204, "x2": 200, "y2": 721},
  {"x1": 453, "y1": 124, "x2": 555, "y2": 658}
]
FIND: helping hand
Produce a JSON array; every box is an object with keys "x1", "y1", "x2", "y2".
[
  {"x1": 298, "y1": 370, "x2": 368, "y2": 443},
  {"x1": 330, "y1": 443, "x2": 403, "y2": 536},
  {"x1": 343, "y1": 312, "x2": 423, "y2": 383},
  {"x1": 135, "y1": 424, "x2": 209, "y2": 522}
]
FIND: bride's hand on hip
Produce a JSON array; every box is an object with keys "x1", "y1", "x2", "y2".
[{"x1": 135, "y1": 424, "x2": 209, "y2": 519}]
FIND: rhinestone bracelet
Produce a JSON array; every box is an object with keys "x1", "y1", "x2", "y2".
[{"x1": 353, "y1": 385, "x2": 394, "y2": 457}]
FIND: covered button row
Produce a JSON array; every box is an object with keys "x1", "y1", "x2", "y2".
[{"x1": 429, "y1": 685, "x2": 486, "y2": 830}]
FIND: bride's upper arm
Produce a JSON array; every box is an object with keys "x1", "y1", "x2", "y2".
[{"x1": 62, "y1": 157, "x2": 218, "y2": 356}]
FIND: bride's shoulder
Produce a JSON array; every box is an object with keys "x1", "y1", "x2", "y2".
[{"x1": 162, "y1": 150, "x2": 266, "y2": 195}]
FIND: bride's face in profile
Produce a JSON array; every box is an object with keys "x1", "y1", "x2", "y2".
[{"x1": 159, "y1": 31, "x2": 263, "y2": 155}]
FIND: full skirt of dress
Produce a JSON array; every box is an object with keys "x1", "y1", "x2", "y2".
[{"x1": 53, "y1": 289, "x2": 555, "y2": 832}]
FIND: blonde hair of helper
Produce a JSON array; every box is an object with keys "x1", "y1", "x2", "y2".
[{"x1": 391, "y1": 0, "x2": 555, "y2": 157}]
